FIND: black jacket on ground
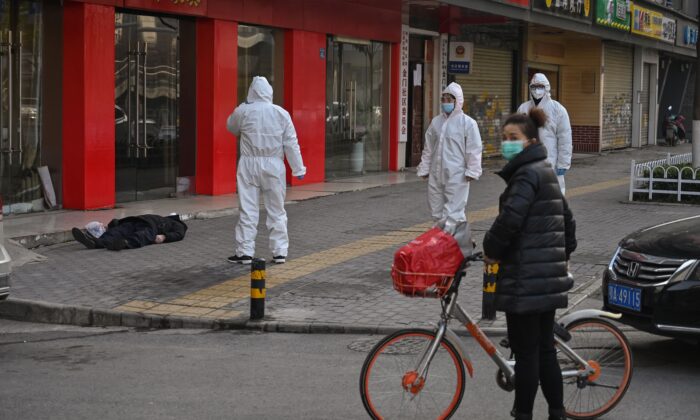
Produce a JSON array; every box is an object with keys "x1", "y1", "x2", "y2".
[
  {"x1": 108, "y1": 214, "x2": 188, "y2": 243},
  {"x1": 483, "y1": 143, "x2": 577, "y2": 314}
]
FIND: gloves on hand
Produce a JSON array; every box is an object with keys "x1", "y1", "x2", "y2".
[
  {"x1": 296, "y1": 175, "x2": 305, "y2": 180},
  {"x1": 556, "y1": 168, "x2": 567, "y2": 176}
]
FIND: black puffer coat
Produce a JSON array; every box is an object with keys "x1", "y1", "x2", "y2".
[
  {"x1": 483, "y1": 143, "x2": 576, "y2": 314},
  {"x1": 108, "y1": 214, "x2": 188, "y2": 243}
]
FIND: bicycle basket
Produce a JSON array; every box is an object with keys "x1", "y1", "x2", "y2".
[{"x1": 391, "y1": 265, "x2": 454, "y2": 298}]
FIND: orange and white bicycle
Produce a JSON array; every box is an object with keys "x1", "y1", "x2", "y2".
[{"x1": 360, "y1": 253, "x2": 633, "y2": 419}]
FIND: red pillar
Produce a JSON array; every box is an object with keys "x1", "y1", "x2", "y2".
[
  {"x1": 389, "y1": 42, "x2": 400, "y2": 171},
  {"x1": 284, "y1": 30, "x2": 326, "y2": 185},
  {"x1": 62, "y1": 2, "x2": 115, "y2": 210},
  {"x1": 196, "y1": 19, "x2": 237, "y2": 195}
]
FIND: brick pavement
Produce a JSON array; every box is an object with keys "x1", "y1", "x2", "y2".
[{"x1": 2, "y1": 145, "x2": 699, "y2": 331}]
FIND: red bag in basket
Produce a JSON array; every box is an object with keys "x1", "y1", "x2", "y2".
[{"x1": 392, "y1": 226, "x2": 464, "y2": 295}]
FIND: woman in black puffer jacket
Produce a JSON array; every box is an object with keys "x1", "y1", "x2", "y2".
[{"x1": 483, "y1": 108, "x2": 577, "y2": 420}]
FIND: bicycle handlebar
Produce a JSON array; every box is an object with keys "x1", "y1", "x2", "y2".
[
  {"x1": 445, "y1": 251, "x2": 484, "y2": 296},
  {"x1": 465, "y1": 251, "x2": 484, "y2": 262}
]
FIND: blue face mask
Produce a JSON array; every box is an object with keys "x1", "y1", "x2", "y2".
[
  {"x1": 442, "y1": 103, "x2": 455, "y2": 114},
  {"x1": 501, "y1": 140, "x2": 525, "y2": 160}
]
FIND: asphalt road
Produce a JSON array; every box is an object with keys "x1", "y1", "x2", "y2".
[{"x1": 2, "y1": 301, "x2": 699, "y2": 420}]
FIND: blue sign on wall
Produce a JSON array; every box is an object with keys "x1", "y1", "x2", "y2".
[{"x1": 447, "y1": 62, "x2": 470, "y2": 74}]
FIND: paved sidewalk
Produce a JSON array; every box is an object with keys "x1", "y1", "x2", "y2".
[{"x1": 1, "y1": 144, "x2": 697, "y2": 334}]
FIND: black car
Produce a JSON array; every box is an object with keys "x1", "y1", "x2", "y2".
[{"x1": 602, "y1": 215, "x2": 700, "y2": 339}]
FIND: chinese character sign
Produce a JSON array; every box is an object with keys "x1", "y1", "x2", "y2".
[
  {"x1": 534, "y1": 0, "x2": 592, "y2": 21},
  {"x1": 440, "y1": 34, "x2": 448, "y2": 91},
  {"x1": 398, "y1": 26, "x2": 409, "y2": 143}
]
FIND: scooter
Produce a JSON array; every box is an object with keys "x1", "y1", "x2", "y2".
[{"x1": 664, "y1": 106, "x2": 686, "y2": 146}]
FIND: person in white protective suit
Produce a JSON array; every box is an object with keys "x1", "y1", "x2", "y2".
[
  {"x1": 417, "y1": 82, "x2": 483, "y2": 229},
  {"x1": 226, "y1": 76, "x2": 306, "y2": 265},
  {"x1": 517, "y1": 73, "x2": 572, "y2": 194}
]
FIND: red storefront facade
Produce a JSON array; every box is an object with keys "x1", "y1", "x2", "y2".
[{"x1": 61, "y1": 0, "x2": 401, "y2": 210}]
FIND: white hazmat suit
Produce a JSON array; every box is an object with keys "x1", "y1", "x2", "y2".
[
  {"x1": 417, "y1": 82, "x2": 482, "y2": 227},
  {"x1": 517, "y1": 73, "x2": 572, "y2": 194},
  {"x1": 226, "y1": 76, "x2": 306, "y2": 258}
]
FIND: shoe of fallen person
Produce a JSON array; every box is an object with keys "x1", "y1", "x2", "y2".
[
  {"x1": 227, "y1": 255, "x2": 253, "y2": 264},
  {"x1": 272, "y1": 255, "x2": 286, "y2": 264},
  {"x1": 72, "y1": 228, "x2": 96, "y2": 249}
]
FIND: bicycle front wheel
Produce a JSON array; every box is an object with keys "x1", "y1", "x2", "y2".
[
  {"x1": 360, "y1": 329, "x2": 466, "y2": 420},
  {"x1": 559, "y1": 318, "x2": 633, "y2": 419}
]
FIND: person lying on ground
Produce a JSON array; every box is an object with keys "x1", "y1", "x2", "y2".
[{"x1": 71, "y1": 214, "x2": 187, "y2": 251}]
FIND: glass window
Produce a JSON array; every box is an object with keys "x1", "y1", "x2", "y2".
[
  {"x1": 1, "y1": 1, "x2": 44, "y2": 213},
  {"x1": 325, "y1": 40, "x2": 386, "y2": 178},
  {"x1": 237, "y1": 25, "x2": 284, "y2": 106}
]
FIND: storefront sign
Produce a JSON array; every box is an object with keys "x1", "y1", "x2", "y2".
[
  {"x1": 490, "y1": 0, "x2": 530, "y2": 7},
  {"x1": 661, "y1": 17, "x2": 676, "y2": 44},
  {"x1": 533, "y1": 0, "x2": 592, "y2": 22},
  {"x1": 447, "y1": 42, "x2": 473, "y2": 74},
  {"x1": 157, "y1": 0, "x2": 201, "y2": 5},
  {"x1": 683, "y1": 25, "x2": 698, "y2": 45},
  {"x1": 631, "y1": 3, "x2": 663, "y2": 40},
  {"x1": 676, "y1": 21, "x2": 698, "y2": 48},
  {"x1": 595, "y1": 0, "x2": 630, "y2": 31},
  {"x1": 398, "y1": 26, "x2": 409, "y2": 143},
  {"x1": 124, "y1": 0, "x2": 208, "y2": 16}
]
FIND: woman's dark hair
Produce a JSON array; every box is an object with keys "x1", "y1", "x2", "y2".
[{"x1": 504, "y1": 108, "x2": 547, "y2": 141}]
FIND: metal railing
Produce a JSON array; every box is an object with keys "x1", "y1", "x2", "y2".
[{"x1": 629, "y1": 153, "x2": 700, "y2": 201}]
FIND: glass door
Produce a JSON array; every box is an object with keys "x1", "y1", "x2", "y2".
[
  {"x1": 115, "y1": 12, "x2": 179, "y2": 202},
  {"x1": 325, "y1": 39, "x2": 384, "y2": 178},
  {"x1": 0, "y1": 1, "x2": 42, "y2": 214}
]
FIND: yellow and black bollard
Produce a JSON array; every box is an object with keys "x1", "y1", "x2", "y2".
[
  {"x1": 482, "y1": 262, "x2": 498, "y2": 320},
  {"x1": 250, "y1": 258, "x2": 266, "y2": 320}
]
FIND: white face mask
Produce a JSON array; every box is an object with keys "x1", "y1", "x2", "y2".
[{"x1": 530, "y1": 87, "x2": 546, "y2": 100}]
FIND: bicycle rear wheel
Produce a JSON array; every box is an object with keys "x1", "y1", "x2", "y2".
[
  {"x1": 559, "y1": 318, "x2": 633, "y2": 419},
  {"x1": 360, "y1": 329, "x2": 466, "y2": 420}
]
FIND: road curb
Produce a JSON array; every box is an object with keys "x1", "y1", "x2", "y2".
[{"x1": 0, "y1": 297, "x2": 510, "y2": 336}]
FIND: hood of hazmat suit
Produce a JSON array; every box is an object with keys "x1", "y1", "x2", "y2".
[{"x1": 517, "y1": 73, "x2": 572, "y2": 172}]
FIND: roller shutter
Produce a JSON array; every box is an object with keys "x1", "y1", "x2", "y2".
[
  {"x1": 454, "y1": 47, "x2": 513, "y2": 157},
  {"x1": 601, "y1": 42, "x2": 633, "y2": 150}
]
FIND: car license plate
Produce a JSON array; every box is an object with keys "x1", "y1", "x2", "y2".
[{"x1": 607, "y1": 283, "x2": 642, "y2": 312}]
